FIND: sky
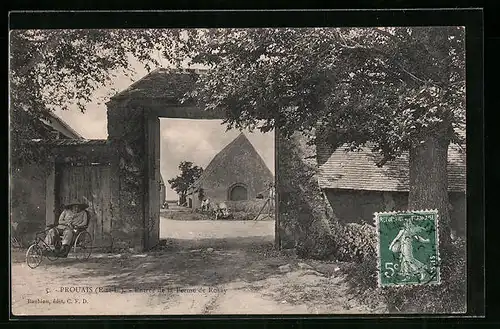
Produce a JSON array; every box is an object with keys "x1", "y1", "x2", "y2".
[
  {"x1": 52, "y1": 56, "x2": 275, "y2": 200},
  {"x1": 160, "y1": 119, "x2": 274, "y2": 199}
]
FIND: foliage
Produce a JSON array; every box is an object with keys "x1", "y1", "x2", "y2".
[
  {"x1": 167, "y1": 161, "x2": 204, "y2": 199},
  {"x1": 11, "y1": 27, "x2": 465, "y2": 167},
  {"x1": 182, "y1": 27, "x2": 465, "y2": 161},
  {"x1": 379, "y1": 237, "x2": 466, "y2": 313},
  {"x1": 9, "y1": 29, "x2": 183, "y2": 165},
  {"x1": 11, "y1": 28, "x2": 466, "y2": 260},
  {"x1": 179, "y1": 27, "x2": 465, "y2": 254},
  {"x1": 333, "y1": 223, "x2": 378, "y2": 262}
]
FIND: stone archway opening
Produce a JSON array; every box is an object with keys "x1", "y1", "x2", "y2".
[
  {"x1": 106, "y1": 69, "x2": 280, "y2": 252},
  {"x1": 228, "y1": 183, "x2": 248, "y2": 201}
]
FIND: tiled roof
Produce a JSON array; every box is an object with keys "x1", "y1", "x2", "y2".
[
  {"x1": 29, "y1": 139, "x2": 108, "y2": 146},
  {"x1": 110, "y1": 68, "x2": 201, "y2": 101},
  {"x1": 317, "y1": 143, "x2": 466, "y2": 192}
]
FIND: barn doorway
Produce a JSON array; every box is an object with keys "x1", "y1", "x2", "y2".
[
  {"x1": 228, "y1": 184, "x2": 248, "y2": 201},
  {"x1": 156, "y1": 117, "x2": 277, "y2": 250}
]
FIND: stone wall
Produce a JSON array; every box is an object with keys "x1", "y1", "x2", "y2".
[
  {"x1": 324, "y1": 189, "x2": 408, "y2": 225},
  {"x1": 325, "y1": 189, "x2": 466, "y2": 237}
]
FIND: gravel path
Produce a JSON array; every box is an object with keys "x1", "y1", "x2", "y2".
[{"x1": 11, "y1": 217, "x2": 386, "y2": 315}]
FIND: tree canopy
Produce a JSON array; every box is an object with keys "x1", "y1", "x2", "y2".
[
  {"x1": 167, "y1": 161, "x2": 204, "y2": 200},
  {"x1": 11, "y1": 27, "x2": 465, "y2": 166},
  {"x1": 9, "y1": 29, "x2": 184, "y2": 166},
  {"x1": 178, "y1": 27, "x2": 465, "y2": 246},
  {"x1": 181, "y1": 27, "x2": 465, "y2": 165}
]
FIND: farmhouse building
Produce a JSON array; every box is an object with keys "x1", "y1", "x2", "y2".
[
  {"x1": 39, "y1": 111, "x2": 85, "y2": 140},
  {"x1": 11, "y1": 111, "x2": 85, "y2": 245},
  {"x1": 186, "y1": 133, "x2": 274, "y2": 209},
  {"x1": 316, "y1": 142, "x2": 466, "y2": 236}
]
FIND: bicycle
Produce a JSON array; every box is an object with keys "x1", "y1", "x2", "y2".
[{"x1": 25, "y1": 223, "x2": 92, "y2": 269}]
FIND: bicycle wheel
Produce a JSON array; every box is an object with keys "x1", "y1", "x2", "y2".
[
  {"x1": 74, "y1": 231, "x2": 92, "y2": 261},
  {"x1": 26, "y1": 244, "x2": 43, "y2": 269}
]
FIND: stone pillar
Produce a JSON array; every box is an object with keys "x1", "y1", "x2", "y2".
[{"x1": 107, "y1": 99, "x2": 146, "y2": 251}]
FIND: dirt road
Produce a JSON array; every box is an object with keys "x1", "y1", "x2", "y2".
[{"x1": 11, "y1": 217, "x2": 386, "y2": 315}]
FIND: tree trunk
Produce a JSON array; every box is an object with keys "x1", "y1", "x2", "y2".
[{"x1": 408, "y1": 133, "x2": 451, "y2": 249}]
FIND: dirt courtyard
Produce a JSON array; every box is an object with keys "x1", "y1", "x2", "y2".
[{"x1": 11, "y1": 216, "x2": 386, "y2": 316}]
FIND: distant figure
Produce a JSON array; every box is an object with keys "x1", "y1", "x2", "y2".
[
  {"x1": 201, "y1": 198, "x2": 210, "y2": 212},
  {"x1": 213, "y1": 202, "x2": 230, "y2": 220}
]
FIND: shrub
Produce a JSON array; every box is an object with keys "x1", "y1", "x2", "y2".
[
  {"x1": 342, "y1": 256, "x2": 386, "y2": 311},
  {"x1": 167, "y1": 210, "x2": 211, "y2": 221},
  {"x1": 332, "y1": 222, "x2": 378, "y2": 262}
]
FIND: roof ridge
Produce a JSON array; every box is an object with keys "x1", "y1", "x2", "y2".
[
  {"x1": 193, "y1": 133, "x2": 245, "y2": 187},
  {"x1": 189, "y1": 132, "x2": 272, "y2": 190},
  {"x1": 110, "y1": 67, "x2": 163, "y2": 100},
  {"x1": 109, "y1": 67, "x2": 205, "y2": 101}
]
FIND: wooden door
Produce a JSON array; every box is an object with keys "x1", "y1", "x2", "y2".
[
  {"x1": 145, "y1": 115, "x2": 161, "y2": 250},
  {"x1": 57, "y1": 164, "x2": 112, "y2": 247}
]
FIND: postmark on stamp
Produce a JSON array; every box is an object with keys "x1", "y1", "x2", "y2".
[{"x1": 375, "y1": 209, "x2": 441, "y2": 287}]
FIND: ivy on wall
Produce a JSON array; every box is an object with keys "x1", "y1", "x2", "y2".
[
  {"x1": 278, "y1": 131, "x2": 379, "y2": 262},
  {"x1": 107, "y1": 101, "x2": 147, "y2": 249}
]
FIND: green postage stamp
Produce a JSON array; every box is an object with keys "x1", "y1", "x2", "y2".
[{"x1": 375, "y1": 209, "x2": 441, "y2": 287}]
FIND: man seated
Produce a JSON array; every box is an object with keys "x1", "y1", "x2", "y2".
[{"x1": 44, "y1": 202, "x2": 89, "y2": 257}]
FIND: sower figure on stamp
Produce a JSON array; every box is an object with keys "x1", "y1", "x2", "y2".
[
  {"x1": 389, "y1": 220, "x2": 430, "y2": 282},
  {"x1": 45, "y1": 202, "x2": 89, "y2": 257}
]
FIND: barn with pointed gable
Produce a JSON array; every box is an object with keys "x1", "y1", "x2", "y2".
[{"x1": 187, "y1": 132, "x2": 274, "y2": 209}]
